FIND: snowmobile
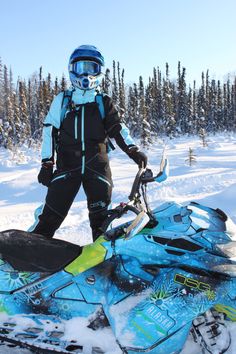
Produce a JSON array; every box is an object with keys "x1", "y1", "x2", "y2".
[{"x1": 0, "y1": 157, "x2": 235, "y2": 354}]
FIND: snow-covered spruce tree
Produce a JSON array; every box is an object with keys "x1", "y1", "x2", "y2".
[
  {"x1": 18, "y1": 80, "x2": 31, "y2": 144},
  {"x1": 186, "y1": 147, "x2": 197, "y2": 166},
  {"x1": 2, "y1": 65, "x2": 14, "y2": 149},
  {"x1": 139, "y1": 76, "x2": 152, "y2": 147},
  {"x1": 42, "y1": 76, "x2": 52, "y2": 117},
  {"x1": 112, "y1": 61, "x2": 119, "y2": 108},
  {"x1": 199, "y1": 127, "x2": 208, "y2": 147},
  {"x1": 163, "y1": 63, "x2": 176, "y2": 137},
  {"x1": 216, "y1": 80, "x2": 224, "y2": 131},
  {"x1": 43, "y1": 73, "x2": 53, "y2": 113},
  {"x1": 176, "y1": 62, "x2": 188, "y2": 135},
  {"x1": 145, "y1": 78, "x2": 155, "y2": 141},
  {"x1": 28, "y1": 74, "x2": 41, "y2": 140},
  {"x1": 151, "y1": 67, "x2": 165, "y2": 136},
  {"x1": 27, "y1": 79, "x2": 33, "y2": 135},
  {"x1": 227, "y1": 79, "x2": 235, "y2": 131},
  {"x1": 0, "y1": 58, "x2": 4, "y2": 146},
  {"x1": 223, "y1": 80, "x2": 232, "y2": 132},
  {"x1": 60, "y1": 73, "x2": 68, "y2": 92},
  {"x1": 102, "y1": 68, "x2": 112, "y2": 96},
  {"x1": 146, "y1": 68, "x2": 158, "y2": 135},
  {"x1": 53, "y1": 77, "x2": 60, "y2": 96},
  {"x1": 186, "y1": 86, "x2": 194, "y2": 135},
  {"x1": 117, "y1": 62, "x2": 126, "y2": 120},
  {"x1": 230, "y1": 78, "x2": 236, "y2": 131},
  {"x1": 196, "y1": 72, "x2": 207, "y2": 134},
  {"x1": 190, "y1": 80, "x2": 198, "y2": 135},
  {"x1": 207, "y1": 79, "x2": 218, "y2": 134},
  {"x1": 11, "y1": 90, "x2": 21, "y2": 145},
  {"x1": 37, "y1": 67, "x2": 45, "y2": 129},
  {"x1": 27, "y1": 78, "x2": 37, "y2": 140},
  {"x1": 126, "y1": 83, "x2": 139, "y2": 137},
  {"x1": 205, "y1": 70, "x2": 211, "y2": 130}
]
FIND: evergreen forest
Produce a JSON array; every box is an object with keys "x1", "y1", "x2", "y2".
[{"x1": 0, "y1": 58, "x2": 235, "y2": 149}]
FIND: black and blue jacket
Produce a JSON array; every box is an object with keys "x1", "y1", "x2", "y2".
[{"x1": 41, "y1": 88, "x2": 136, "y2": 172}]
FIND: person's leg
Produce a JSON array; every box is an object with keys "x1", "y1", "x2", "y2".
[
  {"x1": 83, "y1": 171, "x2": 112, "y2": 241},
  {"x1": 31, "y1": 172, "x2": 81, "y2": 238}
]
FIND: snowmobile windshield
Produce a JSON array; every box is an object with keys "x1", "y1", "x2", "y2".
[{"x1": 70, "y1": 61, "x2": 101, "y2": 76}]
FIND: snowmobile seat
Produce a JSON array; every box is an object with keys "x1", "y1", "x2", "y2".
[{"x1": 0, "y1": 229, "x2": 82, "y2": 272}]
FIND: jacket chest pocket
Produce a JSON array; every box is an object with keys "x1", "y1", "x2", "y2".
[
  {"x1": 84, "y1": 105, "x2": 106, "y2": 140},
  {"x1": 60, "y1": 104, "x2": 106, "y2": 143}
]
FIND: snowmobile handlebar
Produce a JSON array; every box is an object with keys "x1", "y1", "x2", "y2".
[
  {"x1": 101, "y1": 204, "x2": 140, "y2": 239},
  {"x1": 129, "y1": 158, "x2": 169, "y2": 201},
  {"x1": 128, "y1": 167, "x2": 146, "y2": 201},
  {"x1": 102, "y1": 158, "x2": 169, "y2": 238}
]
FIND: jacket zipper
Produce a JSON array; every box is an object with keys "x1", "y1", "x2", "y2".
[
  {"x1": 74, "y1": 107, "x2": 85, "y2": 174},
  {"x1": 81, "y1": 105, "x2": 85, "y2": 174},
  {"x1": 74, "y1": 115, "x2": 78, "y2": 140},
  {"x1": 74, "y1": 107, "x2": 80, "y2": 140}
]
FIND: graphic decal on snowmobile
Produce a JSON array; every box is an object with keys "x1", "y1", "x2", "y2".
[
  {"x1": 0, "y1": 271, "x2": 38, "y2": 291},
  {"x1": 65, "y1": 236, "x2": 109, "y2": 275},
  {"x1": 174, "y1": 273, "x2": 211, "y2": 292},
  {"x1": 132, "y1": 304, "x2": 175, "y2": 337},
  {"x1": 214, "y1": 303, "x2": 236, "y2": 321},
  {"x1": 0, "y1": 164, "x2": 235, "y2": 353}
]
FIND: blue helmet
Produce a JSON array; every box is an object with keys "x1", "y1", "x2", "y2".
[{"x1": 68, "y1": 45, "x2": 104, "y2": 90}]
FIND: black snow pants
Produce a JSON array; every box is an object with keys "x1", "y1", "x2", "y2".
[{"x1": 32, "y1": 150, "x2": 112, "y2": 241}]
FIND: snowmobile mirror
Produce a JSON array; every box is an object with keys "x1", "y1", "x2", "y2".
[
  {"x1": 124, "y1": 210, "x2": 150, "y2": 239},
  {"x1": 155, "y1": 158, "x2": 169, "y2": 183}
]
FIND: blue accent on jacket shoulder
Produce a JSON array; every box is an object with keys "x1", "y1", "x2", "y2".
[{"x1": 120, "y1": 123, "x2": 135, "y2": 146}]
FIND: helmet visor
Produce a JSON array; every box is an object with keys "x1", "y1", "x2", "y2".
[{"x1": 70, "y1": 61, "x2": 101, "y2": 76}]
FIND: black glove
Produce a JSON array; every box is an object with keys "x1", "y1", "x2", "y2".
[
  {"x1": 127, "y1": 146, "x2": 148, "y2": 168},
  {"x1": 38, "y1": 162, "x2": 54, "y2": 187}
]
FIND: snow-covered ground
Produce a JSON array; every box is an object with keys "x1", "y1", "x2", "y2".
[{"x1": 0, "y1": 133, "x2": 236, "y2": 353}]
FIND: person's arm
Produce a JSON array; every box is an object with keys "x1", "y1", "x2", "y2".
[
  {"x1": 38, "y1": 93, "x2": 63, "y2": 186},
  {"x1": 41, "y1": 93, "x2": 63, "y2": 162},
  {"x1": 103, "y1": 95, "x2": 147, "y2": 168}
]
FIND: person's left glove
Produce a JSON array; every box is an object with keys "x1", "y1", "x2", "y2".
[
  {"x1": 127, "y1": 146, "x2": 148, "y2": 168},
  {"x1": 38, "y1": 161, "x2": 54, "y2": 187}
]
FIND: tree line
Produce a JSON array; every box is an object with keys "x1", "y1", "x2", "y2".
[{"x1": 0, "y1": 57, "x2": 235, "y2": 149}]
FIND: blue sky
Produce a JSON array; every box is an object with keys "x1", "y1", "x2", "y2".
[{"x1": 0, "y1": 0, "x2": 236, "y2": 85}]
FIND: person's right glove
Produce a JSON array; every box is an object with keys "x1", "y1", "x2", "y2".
[
  {"x1": 127, "y1": 145, "x2": 148, "y2": 168},
  {"x1": 38, "y1": 161, "x2": 54, "y2": 187}
]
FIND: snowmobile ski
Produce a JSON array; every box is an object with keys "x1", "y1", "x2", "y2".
[{"x1": 191, "y1": 309, "x2": 231, "y2": 354}]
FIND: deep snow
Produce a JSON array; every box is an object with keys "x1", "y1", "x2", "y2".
[{"x1": 0, "y1": 133, "x2": 236, "y2": 353}]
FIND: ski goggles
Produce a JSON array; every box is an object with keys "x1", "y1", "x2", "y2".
[{"x1": 70, "y1": 60, "x2": 101, "y2": 76}]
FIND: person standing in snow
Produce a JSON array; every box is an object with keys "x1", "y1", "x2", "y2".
[{"x1": 30, "y1": 45, "x2": 147, "y2": 240}]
